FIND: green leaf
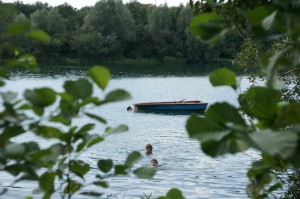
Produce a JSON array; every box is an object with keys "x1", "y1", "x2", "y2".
[
  {"x1": 201, "y1": 137, "x2": 249, "y2": 157},
  {"x1": 105, "y1": 124, "x2": 128, "y2": 135},
  {"x1": 238, "y1": 87, "x2": 281, "y2": 122},
  {"x1": 186, "y1": 115, "x2": 227, "y2": 142},
  {"x1": 166, "y1": 188, "x2": 184, "y2": 199},
  {"x1": 5, "y1": 143, "x2": 25, "y2": 158},
  {"x1": 70, "y1": 160, "x2": 90, "y2": 179},
  {"x1": 7, "y1": 22, "x2": 31, "y2": 36},
  {"x1": 125, "y1": 151, "x2": 142, "y2": 167},
  {"x1": 205, "y1": 103, "x2": 245, "y2": 125},
  {"x1": 104, "y1": 89, "x2": 131, "y2": 103},
  {"x1": 32, "y1": 106, "x2": 44, "y2": 116},
  {"x1": 7, "y1": 54, "x2": 37, "y2": 69},
  {"x1": 24, "y1": 87, "x2": 56, "y2": 107},
  {"x1": 244, "y1": 6, "x2": 274, "y2": 26},
  {"x1": 93, "y1": 181, "x2": 109, "y2": 188},
  {"x1": 243, "y1": 6, "x2": 274, "y2": 37},
  {"x1": 87, "y1": 136, "x2": 104, "y2": 148},
  {"x1": 64, "y1": 79, "x2": 93, "y2": 100},
  {"x1": 262, "y1": 11, "x2": 277, "y2": 30},
  {"x1": 76, "y1": 123, "x2": 95, "y2": 135},
  {"x1": 209, "y1": 68, "x2": 237, "y2": 89},
  {"x1": 250, "y1": 130, "x2": 298, "y2": 159},
  {"x1": 30, "y1": 125, "x2": 63, "y2": 139},
  {"x1": 64, "y1": 180, "x2": 81, "y2": 195},
  {"x1": 282, "y1": 102, "x2": 300, "y2": 125},
  {"x1": 133, "y1": 167, "x2": 156, "y2": 179},
  {"x1": 39, "y1": 171, "x2": 55, "y2": 192},
  {"x1": 1, "y1": 92, "x2": 18, "y2": 102},
  {"x1": 114, "y1": 165, "x2": 128, "y2": 175},
  {"x1": 97, "y1": 159, "x2": 113, "y2": 173},
  {"x1": 50, "y1": 115, "x2": 71, "y2": 126},
  {"x1": 190, "y1": 13, "x2": 232, "y2": 46},
  {"x1": 84, "y1": 112, "x2": 107, "y2": 124},
  {"x1": 0, "y1": 126, "x2": 24, "y2": 144},
  {"x1": 27, "y1": 29, "x2": 50, "y2": 42},
  {"x1": 88, "y1": 66, "x2": 110, "y2": 90}
]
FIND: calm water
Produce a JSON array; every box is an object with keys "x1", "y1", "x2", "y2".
[{"x1": 1, "y1": 65, "x2": 261, "y2": 198}]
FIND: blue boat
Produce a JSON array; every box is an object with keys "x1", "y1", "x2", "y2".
[{"x1": 133, "y1": 100, "x2": 208, "y2": 114}]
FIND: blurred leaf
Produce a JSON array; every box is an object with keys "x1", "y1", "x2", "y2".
[
  {"x1": 27, "y1": 29, "x2": 50, "y2": 42},
  {"x1": 64, "y1": 79, "x2": 93, "y2": 100},
  {"x1": 125, "y1": 151, "x2": 142, "y2": 167},
  {"x1": 190, "y1": 13, "x2": 232, "y2": 46},
  {"x1": 243, "y1": 6, "x2": 274, "y2": 37},
  {"x1": 0, "y1": 80, "x2": 5, "y2": 87},
  {"x1": 97, "y1": 159, "x2": 113, "y2": 173},
  {"x1": 30, "y1": 125, "x2": 63, "y2": 139},
  {"x1": 133, "y1": 167, "x2": 156, "y2": 179},
  {"x1": 24, "y1": 87, "x2": 56, "y2": 107},
  {"x1": 7, "y1": 22, "x2": 31, "y2": 36},
  {"x1": 23, "y1": 142, "x2": 40, "y2": 153},
  {"x1": 282, "y1": 102, "x2": 300, "y2": 125},
  {"x1": 250, "y1": 130, "x2": 298, "y2": 159},
  {"x1": 5, "y1": 143, "x2": 25, "y2": 158},
  {"x1": 201, "y1": 136, "x2": 249, "y2": 157},
  {"x1": 50, "y1": 115, "x2": 71, "y2": 126},
  {"x1": 64, "y1": 180, "x2": 81, "y2": 195},
  {"x1": 244, "y1": 6, "x2": 274, "y2": 26},
  {"x1": 84, "y1": 112, "x2": 107, "y2": 124},
  {"x1": 209, "y1": 68, "x2": 237, "y2": 89},
  {"x1": 105, "y1": 124, "x2": 128, "y2": 135},
  {"x1": 39, "y1": 171, "x2": 55, "y2": 192},
  {"x1": 7, "y1": 54, "x2": 37, "y2": 69},
  {"x1": 104, "y1": 89, "x2": 131, "y2": 103},
  {"x1": 93, "y1": 181, "x2": 109, "y2": 188},
  {"x1": 262, "y1": 11, "x2": 277, "y2": 30},
  {"x1": 166, "y1": 188, "x2": 184, "y2": 199},
  {"x1": 239, "y1": 87, "x2": 281, "y2": 122},
  {"x1": 0, "y1": 126, "x2": 24, "y2": 145},
  {"x1": 186, "y1": 115, "x2": 227, "y2": 142},
  {"x1": 87, "y1": 136, "x2": 104, "y2": 148},
  {"x1": 32, "y1": 106, "x2": 44, "y2": 116},
  {"x1": 70, "y1": 160, "x2": 90, "y2": 179},
  {"x1": 1, "y1": 92, "x2": 18, "y2": 102},
  {"x1": 80, "y1": 191, "x2": 103, "y2": 197},
  {"x1": 76, "y1": 123, "x2": 95, "y2": 135},
  {"x1": 205, "y1": 103, "x2": 245, "y2": 125},
  {"x1": 114, "y1": 165, "x2": 128, "y2": 175},
  {"x1": 89, "y1": 66, "x2": 110, "y2": 90}
]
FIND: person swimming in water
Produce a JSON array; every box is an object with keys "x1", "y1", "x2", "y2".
[
  {"x1": 145, "y1": 144, "x2": 153, "y2": 155},
  {"x1": 150, "y1": 158, "x2": 158, "y2": 167}
]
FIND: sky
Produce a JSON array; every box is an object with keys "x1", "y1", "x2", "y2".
[{"x1": 2, "y1": 0, "x2": 189, "y2": 9}]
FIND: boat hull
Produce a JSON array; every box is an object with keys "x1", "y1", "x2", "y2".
[{"x1": 133, "y1": 101, "x2": 208, "y2": 114}]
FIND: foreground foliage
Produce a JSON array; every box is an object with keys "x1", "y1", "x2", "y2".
[
  {"x1": 187, "y1": 0, "x2": 300, "y2": 198},
  {"x1": 0, "y1": 6, "x2": 156, "y2": 199}
]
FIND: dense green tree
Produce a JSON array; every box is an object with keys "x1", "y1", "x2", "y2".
[
  {"x1": 30, "y1": 7, "x2": 66, "y2": 61},
  {"x1": 84, "y1": 0, "x2": 135, "y2": 42},
  {"x1": 14, "y1": 1, "x2": 49, "y2": 18},
  {"x1": 146, "y1": 4, "x2": 175, "y2": 61},
  {"x1": 74, "y1": 0, "x2": 135, "y2": 60}
]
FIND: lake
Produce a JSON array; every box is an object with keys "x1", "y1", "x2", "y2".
[{"x1": 1, "y1": 64, "x2": 261, "y2": 198}]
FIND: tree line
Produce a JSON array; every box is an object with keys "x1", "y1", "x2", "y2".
[{"x1": 0, "y1": 0, "x2": 241, "y2": 65}]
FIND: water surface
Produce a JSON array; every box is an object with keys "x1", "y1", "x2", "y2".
[{"x1": 2, "y1": 65, "x2": 260, "y2": 198}]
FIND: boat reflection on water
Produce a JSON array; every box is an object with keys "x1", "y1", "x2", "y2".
[{"x1": 133, "y1": 100, "x2": 208, "y2": 115}]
